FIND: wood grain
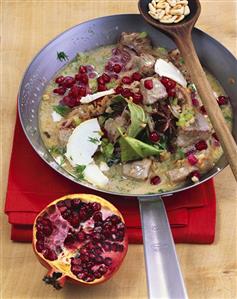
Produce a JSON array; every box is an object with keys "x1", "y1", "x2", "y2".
[{"x1": 1, "y1": 1, "x2": 237, "y2": 298}]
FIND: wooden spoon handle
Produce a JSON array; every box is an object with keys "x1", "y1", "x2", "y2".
[{"x1": 174, "y1": 32, "x2": 237, "y2": 181}]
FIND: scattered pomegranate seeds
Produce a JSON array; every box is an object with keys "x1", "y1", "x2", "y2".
[
  {"x1": 79, "y1": 65, "x2": 87, "y2": 74},
  {"x1": 55, "y1": 76, "x2": 65, "y2": 85},
  {"x1": 132, "y1": 92, "x2": 143, "y2": 104},
  {"x1": 105, "y1": 63, "x2": 113, "y2": 72},
  {"x1": 113, "y1": 64, "x2": 122, "y2": 74},
  {"x1": 217, "y1": 95, "x2": 229, "y2": 106},
  {"x1": 122, "y1": 76, "x2": 133, "y2": 85},
  {"x1": 62, "y1": 96, "x2": 77, "y2": 108},
  {"x1": 149, "y1": 131, "x2": 160, "y2": 143},
  {"x1": 121, "y1": 88, "x2": 132, "y2": 98},
  {"x1": 132, "y1": 72, "x2": 142, "y2": 81},
  {"x1": 102, "y1": 73, "x2": 111, "y2": 83},
  {"x1": 150, "y1": 176, "x2": 161, "y2": 185},
  {"x1": 80, "y1": 74, "x2": 89, "y2": 85},
  {"x1": 187, "y1": 154, "x2": 198, "y2": 165},
  {"x1": 195, "y1": 140, "x2": 208, "y2": 151},
  {"x1": 144, "y1": 79, "x2": 153, "y2": 90}
]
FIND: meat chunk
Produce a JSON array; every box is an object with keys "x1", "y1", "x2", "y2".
[
  {"x1": 58, "y1": 128, "x2": 73, "y2": 146},
  {"x1": 119, "y1": 32, "x2": 153, "y2": 55},
  {"x1": 138, "y1": 53, "x2": 156, "y2": 76},
  {"x1": 104, "y1": 112, "x2": 130, "y2": 143},
  {"x1": 123, "y1": 159, "x2": 152, "y2": 180},
  {"x1": 176, "y1": 113, "x2": 211, "y2": 147},
  {"x1": 168, "y1": 49, "x2": 191, "y2": 81},
  {"x1": 140, "y1": 77, "x2": 168, "y2": 105},
  {"x1": 167, "y1": 166, "x2": 196, "y2": 184}
]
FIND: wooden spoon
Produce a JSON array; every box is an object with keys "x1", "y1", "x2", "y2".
[{"x1": 138, "y1": 0, "x2": 237, "y2": 180}]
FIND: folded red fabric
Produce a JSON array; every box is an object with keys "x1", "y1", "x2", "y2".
[{"x1": 5, "y1": 115, "x2": 216, "y2": 244}]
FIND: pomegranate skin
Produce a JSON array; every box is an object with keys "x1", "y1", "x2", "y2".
[{"x1": 32, "y1": 194, "x2": 128, "y2": 289}]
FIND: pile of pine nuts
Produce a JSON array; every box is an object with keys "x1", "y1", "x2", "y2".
[{"x1": 148, "y1": 0, "x2": 190, "y2": 24}]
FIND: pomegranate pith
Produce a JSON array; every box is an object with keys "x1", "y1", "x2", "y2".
[{"x1": 33, "y1": 194, "x2": 128, "y2": 289}]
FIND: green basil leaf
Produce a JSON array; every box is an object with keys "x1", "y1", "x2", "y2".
[
  {"x1": 53, "y1": 105, "x2": 71, "y2": 117},
  {"x1": 127, "y1": 101, "x2": 147, "y2": 137}
]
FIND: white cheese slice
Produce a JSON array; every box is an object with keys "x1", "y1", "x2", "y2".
[
  {"x1": 51, "y1": 111, "x2": 62, "y2": 122},
  {"x1": 80, "y1": 89, "x2": 115, "y2": 104},
  {"x1": 155, "y1": 58, "x2": 187, "y2": 87},
  {"x1": 84, "y1": 163, "x2": 109, "y2": 187},
  {"x1": 65, "y1": 118, "x2": 101, "y2": 167}
]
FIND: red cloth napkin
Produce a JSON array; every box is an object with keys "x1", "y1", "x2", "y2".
[{"x1": 4, "y1": 115, "x2": 216, "y2": 244}]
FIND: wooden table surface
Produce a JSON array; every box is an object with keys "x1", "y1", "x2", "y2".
[{"x1": 1, "y1": 1, "x2": 237, "y2": 298}]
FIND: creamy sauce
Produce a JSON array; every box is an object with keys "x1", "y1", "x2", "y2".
[{"x1": 39, "y1": 44, "x2": 233, "y2": 194}]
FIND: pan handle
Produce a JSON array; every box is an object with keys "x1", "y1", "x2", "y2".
[{"x1": 138, "y1": 196, "x2": 188, "y2": 299}]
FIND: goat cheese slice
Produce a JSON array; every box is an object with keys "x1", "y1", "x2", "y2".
[
  {"x1": 65, "y1": 118, "x2": 101, "y2": 167},
  {"x1": 84, "y1": 162, "x2": 109, "y2": 187},
  {"x1": 155, "y1": 58, "x2": 187, "y2": 87},
  {"x1": 80, "y1": 89, "x2": 115, "y2": 104},
  {"x1": 51, "y1": 111, "x2": 62, "y2": 122}
]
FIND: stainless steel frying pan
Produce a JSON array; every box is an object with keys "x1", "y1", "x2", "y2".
[{"x1": 18, "y1": 14, "x2": 237, "y2": 299}]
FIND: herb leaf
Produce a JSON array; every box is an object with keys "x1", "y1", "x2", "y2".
[
  {"x1": 139, "y1": 31, "x2": 148, "y2": 38},
  {"x1": 49, "y1": 145, "x2": 66, "y2": 155},
  {"x1": 127, "y1": 101, "x2": 147, "y2": 137},
  {"x1": 88, "y1": 137, "x2": 100, "y2": 144},
  {"x1": 75, "y1": 165, "x2": 86, "y2": 180},
  {"x1": 100, "y1": 138, "x2": 114, "y2": 161},
  {"x1": 53, "y1": 105, "x2": 71, "y2": 117},
  {"x1": 57, "y1": 51, "x2": 69, "y2": 62}
]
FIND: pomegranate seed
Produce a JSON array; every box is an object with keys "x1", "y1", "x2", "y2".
[
  {"x1": 98, "y1": 84, "x2": 107, "y2": 91},
  {"x1": 212, "y1": 133, "x2": 219, "y2": 141},
  {"x1": 195, "y1": 140, "x2": 208, "y2": 151},
  {"x1": 217, "y1": 95, "x2": 229, "y2": 106},
  {"x1": 70, "y1": 85, "x2": 80, "y2": 97},
  {"x1": 200, "y1": 105, "x2": 207, "y2": 114},
  {"x1": 160, "y1": 77, "x2": 176, "y2": 89},
  {"x1": 36, "y1": 241, "x2": 44, "y2": 252},
  {"x1": 78, "y1": 86, "x2": 87, "y2": 97},
  {"x1": 110, "y1": 215, "x2": 121, "y2": 224},
  {"x1": 98, "y1": 265, "x2": 108, "y2": 274},
  {"x1": 97, "y1": 76, "x2": 105, "y2": 85},
  {"x1": 117, "y1": 244, "x2": 124, "y2": 252},
  {"x1": 144, "y1": 79, "x2": 153, "y2": 90},
  {"x1": 55, "y1": 76, "x2": 65, "y2": 84},
  {"x1": 75, "y1": 73, "x2": 82, "y2": 81},
  {"x1": 42, "y1": 225, "x2": 53, "y2": 237},
  {"x1": 102, "y1": 73, "x2": 111, "y2": 83},
  {"x1": 167, "y1": 89, "x2": 176, "y2": 97},
  {"x1": 192, "y1": 98, "x2": 199, "y2": 106},
  {"x1": 62, "y1": 95, "x2": 77, "y2": 107},
  {"x1": 43, "y1": 248, "x2": 57, "y2": 261},
  {"x1": 150, "y1": 176, "x2": 161, "y2": 185},
  {"x1": 79, "y1": 65, "x2": 87, "y2": 74},
  {"x1": 122, "y1": 76, "x2": 132, "y2": 84},
  {"x1": 132, "y1": 72, "x2": 142, "y2": 81},
  {"x1": 149, "y1": 131, "x2": 160, "y2": 143},
  {"x1": 132, "y1": 92, "x2": 143, "y2": 104},
  {"x1": 105, "y1": 62, "x2": 113, "y2": 72},
  {"x1": 113, "y1": 64, "x2": 122, "y2": 73},
  {"x1": 53, "y1": 87, "x2": 66, "y2": 95},
  {"x1": 92, "y1": 202, "x2": 101, "y2": 211},
  {"x1": 63, "y1": 76, "x2": 76, "y2": 88},
  {"x1": 104, "y1": 257, "x2": 112, "y2": 266},
  {"x1": 69, "y1": 214, "x2": 80, "y2": 228},
  {"x1": 36, "y1": 231, "x2": 45, "y2": 241},
  {"x1": 93, "y1": 211, "x2": 103, "y2": 222},
  {"x1": 187, "y1": 154, "x2": 198, "y2": 165},
  {"x1": 115, "y1": 86, "x2": 123, "y2": 94},
  {"x1": 185, "y1": 148, "x2": 196, "y2": 157},
  {"x1": 80, "y1": 73, "x2": 89, "y2": 85},
  {"x1": 190, "y1": 170, "x2": 201, "y2": 180},
  {"x1": 64, "y1": 234, "x2": 75, "y2": 246},
  {"x1": 121, "y1": 88, "x2": 132, "y2": 98},
  {"x1": 94, "y1": 271, "x2": 102, "y2": 279}
]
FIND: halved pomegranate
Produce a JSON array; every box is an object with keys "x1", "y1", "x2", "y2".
[{"x1": 32, "y1": 194, "x2": 128, "y2": 289}]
